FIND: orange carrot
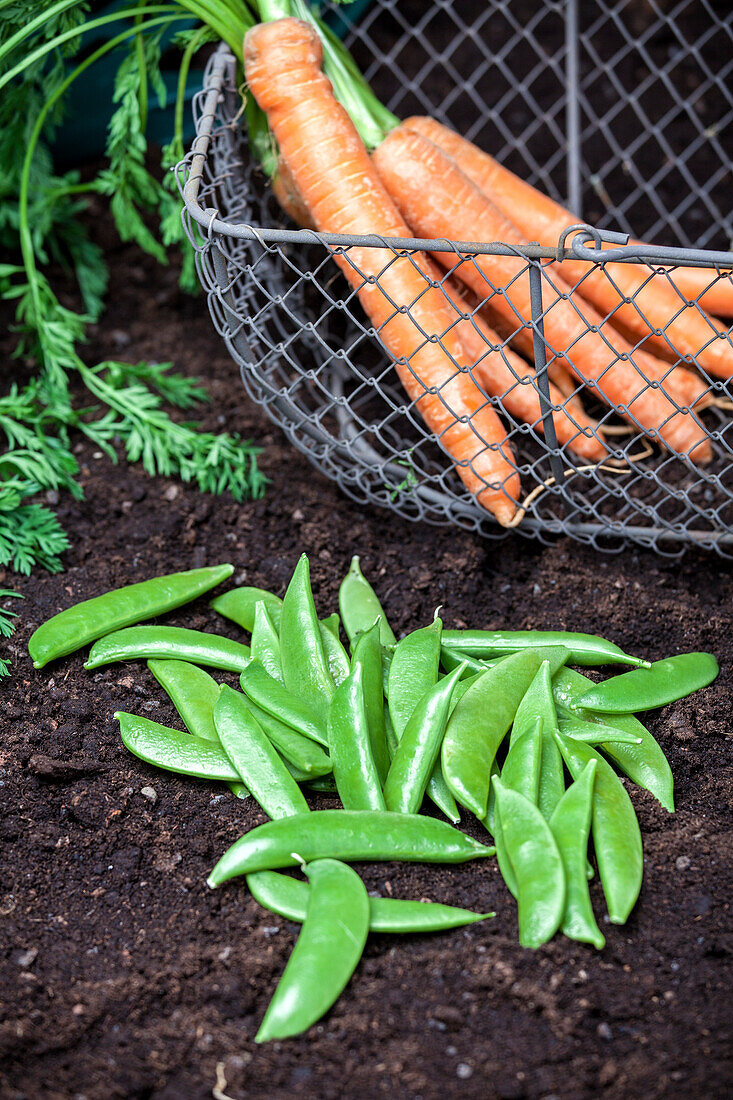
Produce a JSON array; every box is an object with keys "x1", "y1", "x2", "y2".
[
  {"x1": 372, "y1": 128, "x2": 712, "y2": 464},
  {"x1": 404, "y1": 117, "x2": 733, "y2": 377},
  {"x1": 244, "y1": 19, "x2": 520, "y2": 523},
  {"x1": 272, "y1": 156, "x2": 315, "y2": 229},
  {"x1": 668, "y1": 267, "x2": 733, "y2": 319},
  {"x1": 436, "y1": 274, "x2": 606, "y2": 461}
]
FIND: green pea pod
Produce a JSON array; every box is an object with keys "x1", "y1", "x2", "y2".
[
  {"x1": 279, "y1": 554, "x2": 335, "y2": 720},
  {"x1": 242, "y1": 697, "x2": 332, "y2": 777},
  {"x1": 207, "y1": 810, "x2": 494, "y2": 886},
  {"x1": 440, "y1": 629, "x2": 649, "y2": 668},
  {"x1": 494, "y1": 718, "x2": 544, "y2": 897},
  {"x1": 351, "y1": 622, "x2": 390, "y2": 784},
  {"x1": 304, "y1": 775, "x2": 337, "y2": 794},
  {"x1": 328, "y1": 664, "x2": 386, "y2": 811},
  {"x1": 513, "y1": 661, "x2": 565, "y2": 821},
  {"x1": 339, "y1": 556, "x2": 397, "y2": 647},
  {"x1": 247, "y1": 870, "x2": 494, "y2": 933},
  {"x1": 148, "y1": 659, "x2": 248, "y2": 799},
  {"x1": 441, "y1": 645, "x2": 570, "y2": 678},
  {"x1": 117, "y1": 711, "x2": 242, "y2": 782},
  {"x1": 239, "y1": 661, "x2": 328, "y2": 747},
  {"x1": 383, "y1": 664, "x2": 465, "y2": 814},
  {"x1": 388, "y1": 619, "x2": 442, "y2": 737},
  {"x1": 387, "y1": 618, "x2": 459, "y2": 822},
  {"x1": 555, "y1": 731, "x2": 643, "y2": 924},
  {"x1": 553, "y1": 666, "x2": 674, "y2": 812},
  {"x1": 318, "y1": 618, "x2": 351, "y2": 687},
  {"x1": 549, "y1": 760, "x2": 605, "y2": 950},
  {"x1": 384, "y1": 704, "x2": 398, "y2": 758},
  {"x1": 256, "y1": 859, "x2": 370, "y2": 1042},
  {"x1": 250, "y1": 602, "x2": 284, "y2": 683},
  {"x1": 210, "y1": 586, "x2": 282, "y2": 633},
  {"x1": 442, "y1": 650, "x2": 543, "y2": 818},
  {"x1": 214, "y1": 686, "x2": 309, "y2": 819},
  {"x1": 85, "y1": 626, "x2": 251, "y2": 673},
  {"x1": 493, "y1": 779, "x2": 566, "y2": 949},
  {"x1": 571, "y1": 652, "x2": 719, "y2": 714},
  {"x1": 558, "y1": 717, "x2": 642, "y2": 746},
  {"x1": 29, "y1": 563, "x2": 234, "y2": 669}
]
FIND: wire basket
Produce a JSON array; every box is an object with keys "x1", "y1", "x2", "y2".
[{"x1": 177, "y1": 0, "x2": 733, "y2": 556}]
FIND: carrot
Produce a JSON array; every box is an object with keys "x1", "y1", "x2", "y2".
[
  {"x1": 668, "y1": 267, "x2": 733, "y2": 319},
  {"x1": 272, "y1": 156, "x2": 315, "y2": 229},
  {"x1": 244, "y1": 18, "x2": 520, "y2": 524},
  {"x1": 372, "y1": 128, "x2": 712, "y2": 464},
  {"x1": 436, "y1": 275, "x2": 606, "y2": 461},
  {"x1": 404, "y1": 117, "x2": 733, "y2": 377}
]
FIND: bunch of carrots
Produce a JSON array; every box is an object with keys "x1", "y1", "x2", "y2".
[{"x1": 240, "y1": 1, "x2": 733, "y2": 527}]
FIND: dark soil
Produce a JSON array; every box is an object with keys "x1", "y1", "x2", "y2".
[{"x1": 2, "y1": 3, "x2": 732, "y2": 1098}]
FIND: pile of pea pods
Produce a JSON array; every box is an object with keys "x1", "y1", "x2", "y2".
[{"x1": 28, "y1": 556, "x2": 719, "y2": 1042}]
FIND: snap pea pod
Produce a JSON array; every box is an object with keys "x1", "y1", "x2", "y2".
[
  {"x1": 442, "y1": 650, "x2": 543, "y2": 818},
  {"x1": 571, "y1": 652, "x2": 719, "y2": 714},
  {"x1": 256, "y1": 859, "x2": 370, "y2": 1042},
  {"x1": 339, "y1": 556, "x2": 397, "y2": 647},
  {"x1": 242, "y1": 697, "x2": 332, "y2": 777},
  {"x1": 549, "y1": 760, "x2": 605, "y2": 950},
  {"x1": 280, "y1": 554, "x2": 335, "y2": 721},
  {"x1": 494, "y1": 718, "x2": 544, "y2": 897},
  {"x1": 493, "y1": 779, "x2": 566, "y2": 949},
  {"x1": 210, "y1": 586, "x2": 282, "y2": 632},
  {"x1": 250, "y1": 602, "x2": 284, "y2": 683},
  {"x1": 351, "y1": 622, "x2": 390, "y2": 784},
  {"x1": 207, "y1": 810, "x2": 494, "y2": 886},
  {"x1": 239, "y1": 661, "x2": 328, "y2": 747},
  {"x1": 558, "y1": 717, "x2": 642, "y2": 745},
  {"x1": 482, "y1": 760, "x2": 500, "y2": 834},
  {"x1": 319, "y1": 617, "x2": 351, "y2": 687},
  {"x1": 29, "y1": 563, "x2": 234, "y2": 669},
  {"x1": 441, "y1": 629, "x2": 649, "y2": 668},
  {"x1": 116, "y1": 712, "x2": 242, "y2": 782},
  {"x1": 214, "y1": 686, "x2": 309, "y2": 819},
  {"x1": 246, "y1": 870, "x2": 494, "y2": 932},
  {"x1": 328, "y1": 664, "x2": 386, "y2": 811},
  {"x1": 148, "y1": 659, "x2": 248, "y2": 798},
  {"x1": 304, "y1": 775, "x2": 338, "y2": 794},
  {"x1": 387, "y1": 618, "x2": 459, "y2": 822},
  {"x1": 320, "y1": 613, "x2": 340, "y2": 638},
  {"x1": 441, "y1": 645, "x2": 570, "y2": 678},
  {"x1": 555, "y1": 731, "x2": 643, "y2": 924},
  {"x1": 553, "y1": 667, "x2": 674, "y2": 812},
  {"x1": 383, "y1": 664, "x2": 465, "y2": 814},
  {"x1": 388, "y1": 619, "x2": 442, "y2": 736},
  {"x1": 513, "y1": 661, "x2": 564, "y2": 821},
  {"x1": 85, "y1": 626, "x2": 251, "y2": 672}
]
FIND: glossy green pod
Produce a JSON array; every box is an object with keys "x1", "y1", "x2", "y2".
[
  {"x1": 351, "y1": 622, "x2": 390, "y2": 785},
  {"x1": 279, "y1": 554, "x2": 335, "y2": 720},
  {"x1": 571, "y1": 652, "x2": 719, "y2": 714},
  {"x1": 440, "y1": 629, "x2": 649, "y2": 668},
  {"x1": 214, "y1": 686, "x2": 309, "y2": 819},
  {"x1": 549, "y1": 760, "x2": 605, "y2": 950},
  {"x1": 207, "y1": 810, "x2": 494, "y2": 886},
  {"x1": 250, "y1": 601, "x2": 284, "y2": 683},
  {"x1": 339, "y1": 556, "x2": 397, "y2": 647},
  {"x1": 210, "y1": 586, "x2": 282, "y2": 633},
  {"x1": 553, "y1": 666, "x2": 674, "y2": 812},
  {"x1": 239, "y1": 660, "x2": 328, "y2": 747},
  {"x1": 148, "y1": 659, "x2": 248, "y2": 798},
  {"x1": 328, "y1": 664, "x2": 386, "y2": 811},
  {"x1": 442, "y1": 650, "x2": 543, "y2": 818},
  {"x1": 85, "y1": 626, "x2": 251, "y2": 672},
  {"x1": 493, "y1": 779, "x2": 566, "y2": 949},
  {"x1": 29, "y1": 564, "x2": 234, "y2": 668},
  {"x1": 555, "y1": 731, "x2": 643, "y2": 925},
  {"x1": 513, "y1": 661, "x2": 565, "y2": 820},
  {"x1": 255, "y1": 859, "x2": 370, "y2": 1042},
  {"x1": 247, "y1": 870, "x2": 493, "y2": 933},
  {"x1": 117, "y1": 712, "x2": 242, "y2": 782}
]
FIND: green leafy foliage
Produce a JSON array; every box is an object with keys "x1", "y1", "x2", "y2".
[
  {"x1": 0, "y1": 589, "x2": 23, "y2": 678},
  {"x1": 0, "y1": 2, "x2": 265, "y2": 584}
]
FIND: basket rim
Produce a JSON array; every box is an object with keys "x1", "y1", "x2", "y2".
[{"x1": 178, "y1": 44, "x2": 733, "y2": 272}]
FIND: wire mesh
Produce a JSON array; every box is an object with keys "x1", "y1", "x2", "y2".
[{"x1": 176, "y1": 1, "x2": 733, "y2": 556}]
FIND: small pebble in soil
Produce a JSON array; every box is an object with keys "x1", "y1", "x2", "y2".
[
  {"x1": 140, "y1": 786, "x2": 157, "y2": 803},
  {"x1": 676, "y1": 855, "x2": 691, "y2": 870},
  {"x1": 15, "y1": 948, "x2": 38, "y2": 968},
  {"x1": 597, "y1": 1022, "x2": 613, "y2": 1040},
  {"x1": 456, "y1": 1064, "x2": 473, "y2": 1079}
]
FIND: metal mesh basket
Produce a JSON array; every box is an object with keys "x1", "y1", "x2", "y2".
[{"x1": 177, "y1": 0, "x2": 733, "y2": 555}]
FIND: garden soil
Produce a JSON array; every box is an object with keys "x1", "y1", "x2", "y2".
[{"x1": 2, "y1": 3, "x2": 732, "y2": 1095}]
